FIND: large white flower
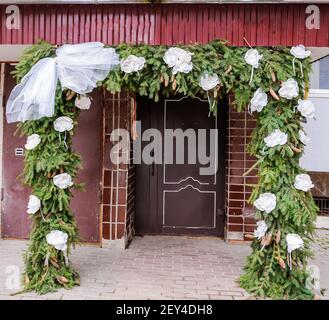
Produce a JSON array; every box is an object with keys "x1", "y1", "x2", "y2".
[
  {"x1": 199, "y1": 73, "x2": 220, "y2": 91},
  {"x1": 294, "y1": 173, "x2": 314, "y2": 192},
  {"x1": 27, "y1": 195, "x2": 41, "y2": 215},
  {"x1": 46, "y1": 230, "x2": 68, "y2": 251},
  {"x1": 254, "y1": 193, "x2": 277, "y2": 214},
  {"x1": 120, "y1": 55, "x2": 145, "y2": 74},
  {"x1": 296, "y1": 99, "x2": 315, "y2": 119},
  {"x1": 53, "y1": 173, "x2": 74, "y2": 189},
  {"x1": 299, "y1": 129, "x2": 310, "y2": 145},
  {"x1": 264, "y1": 129, "x2": 288, "y2": 148},
  {"x1": 54, "y1": 116, "x2": 74, "y2": 133},
  {"x1": 244, "y1": 49, "x2": 263, "y2": 68},
  {"x1": 163, "y1": 47, "x2": 193, "y2": 75},
  {"x1": 290, "y1": 45, "x2": 311, "y2": 59},
  {"x1": 75, "y1": 94, "x2": 92, "y2": 110},
  {"x1": 286, "y1": 234, "x2": 304, "y2": 253},
  {"x1": 278, "y1": 78, "x2": 299, "y2": 100},
  {"x1": 254, "y1": 220, "x2": 268, "y2": 240},
  {"x1": 250, "y1": 88, "x2": 268, "y2": 113},
  {"x1": 173, "y1": 62, "x2": 193, "y2": 74},
  {"x1": 25, "y1": 134, "x2": 41, "y2": 151}
]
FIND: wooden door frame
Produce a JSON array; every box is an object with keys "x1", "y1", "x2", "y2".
[
  {"x1": 0, "y1": 63, "x2": 5, "y2": 238},
  {"x1": 135, "y1": 95, "x2": 227, "y2": 237}
]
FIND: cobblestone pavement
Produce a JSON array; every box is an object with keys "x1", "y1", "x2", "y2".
[{"x1": 0, "y1": 230, "x2": 328, "y2": 300}]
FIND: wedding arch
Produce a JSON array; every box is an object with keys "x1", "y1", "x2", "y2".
[{"x1": 7, "y1": 40, "x2": 317, "y2": 299}]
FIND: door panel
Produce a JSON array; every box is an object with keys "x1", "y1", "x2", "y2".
[
  {"x1": 1, "y1": 64, "x2": 102, "y2": 242},
  {"x1": 71, "y1": 88, "x2": 102, "y2": 242},
  {"x1": 136, "y1": 96, "x2": 226, "y2": 237},
  {"x1": 163, "y1": 188, "x2": 216, "y2": 228},
  {"x1": 1, "y1": 65, "x2": 31, "y2": 239},
  {"x1": 163, "y1": 98, "x2": 217, "y2": 185}
]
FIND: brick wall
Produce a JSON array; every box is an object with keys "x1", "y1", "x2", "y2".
[
  {"x1": 102, "y1": 90, "x2": 136, "y2": 246},
  {"x1": 226, "y1": 104, "x2": 258, "y2": 241}
]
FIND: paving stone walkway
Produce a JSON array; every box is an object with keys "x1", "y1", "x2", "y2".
[{"x1": 0, "y1": 230, "x2": 328, "y2": 300}]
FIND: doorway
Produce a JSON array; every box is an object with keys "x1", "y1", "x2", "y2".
[{"x1": 135, "y1": 96, "x2": 226, "y2": 237}]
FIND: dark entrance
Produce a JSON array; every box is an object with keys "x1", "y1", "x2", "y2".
[{"x1": 136, "y1": 96, "x2": 226, "y2": 237}]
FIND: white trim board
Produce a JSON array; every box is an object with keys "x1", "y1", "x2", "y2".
[
  {"x1": 0, "y1": 44, "x2": 328, "y2": 63},
  {"x1": 309, "y1": 89, "x2": 329, "y2": 98},
  {"x1": 0, "y1": 45, "x2": 30, "y2": 62}
]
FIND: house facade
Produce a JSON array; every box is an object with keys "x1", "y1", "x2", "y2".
[{"x1": 0, "y1": 1, "x2": 328, "y2": 247}]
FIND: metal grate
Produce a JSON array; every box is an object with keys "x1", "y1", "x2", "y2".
[{"x1": 314, "y1": 197, "x2": 329, "y2": 216}]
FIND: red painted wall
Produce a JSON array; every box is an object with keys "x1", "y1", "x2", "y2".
[{"x1": 0, "y1": 3, "x2": 328, "y2": 47}]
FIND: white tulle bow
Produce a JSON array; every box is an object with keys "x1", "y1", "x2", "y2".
[{"x1": 6, "y1": 42, "x2": 120, "y2": 123}]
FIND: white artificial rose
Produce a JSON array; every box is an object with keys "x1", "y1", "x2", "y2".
[
  {"x1": 53, "y1": 173, "x2": 74, "y2": 189},
  {"x1": 299, "y1": 129, "x2": 310, "y2": 145},
  {"x1": 27, "y1": 195, "x2": 41, "y2": 215},
  {"x1": 296, "y1": 99, "x2": 315, "y2": 119},
  {"x1": 120, "y1": 55, "x2": 145, "y2": 74},
  {"x1": 163, "y1": 48, "x2": 179, "y2": 68},
  {"x1": 244, "y1": 49, "x2": 263, "y2": 68},
  {"x1": 290, "y1": 45, "x2": 311, "y2": 59},
  {"x1": 286, "y1": 234, "x2": 304, "y2": 253},
  {"x1": 254, "y1": 220, "x2": 268, "y2": 240},
  {"x1": 278, "y1": 78, "x2": 299, "y2": 100},
  {"x1": 75, "y1": 94, "x2": 92, "y2": 110},
  {"x1": 54, "y1": 116, "x2": 74, "y2": 133},
  {"x1": 172, "y1": 62, "x2": 193, "y2": 74},
  {"x1": 46, "y1": 230, "x2": 68, "y2": 251},
  {"x1": 164, "y1": 47, "x2": 193, "y2": 67},
  {"x1": 163, "y1": 47, "x2": 193, "y2": 75},
  {"x1": 294, "y1": 173, "x2": 314, "y2": 192},
  {"x1": 25, "y1": 134, "x2": 41, "y2": 150},
  {"x1": 254, "y1": 193, "x2": 277, "y2": 214},
  {"x1": 199, "y1": 73, "x2": 220, "y2": 91},
  {"x1": 264, "y1": 129, "x2": 288, "y2": 148},
  {"x1": 250, "y1": 88, "x2": 268, "y2": 113}
]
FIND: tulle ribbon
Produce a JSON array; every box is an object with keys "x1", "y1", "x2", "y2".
[{"x1": 6, "y1": 42, "x2": 120, "y2": 123}]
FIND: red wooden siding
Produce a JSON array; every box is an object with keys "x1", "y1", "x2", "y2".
[{"x1": 0, "y1": 4, "x2": 328, "y2": 47}]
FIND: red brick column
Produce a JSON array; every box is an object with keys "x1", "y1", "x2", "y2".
[
  {"x1": 102, "y1": 90, "x2": 136, "y2": 247},
  {"x1": 225, "y1": 103, "x2": 258, "y2": 241}
]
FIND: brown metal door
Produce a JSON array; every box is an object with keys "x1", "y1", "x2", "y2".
[
  {"x1": 1, "y1": 64, "x2": 31, "y2": 239},
  {"x1": 136, "y1": 96, "x2": 226, "y2": 237},
  {"x1": 1, "y1": 64, "x2": 102, "y2": 242}
]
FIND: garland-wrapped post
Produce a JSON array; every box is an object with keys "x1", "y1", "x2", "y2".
[
  {"x1": 14, "y1": 43, "x2": 82, "y2": 294},
  {"x1": 239, "y1": 49, "x2": 318, "y2": 299}
]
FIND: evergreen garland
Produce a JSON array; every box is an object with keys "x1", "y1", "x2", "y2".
[
  {"x1": 12, "y1": 40, "x2": 317, "y2": 298},
  {"x1": 14, "y1": 43, "x2": 82, "y2": 293}
]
